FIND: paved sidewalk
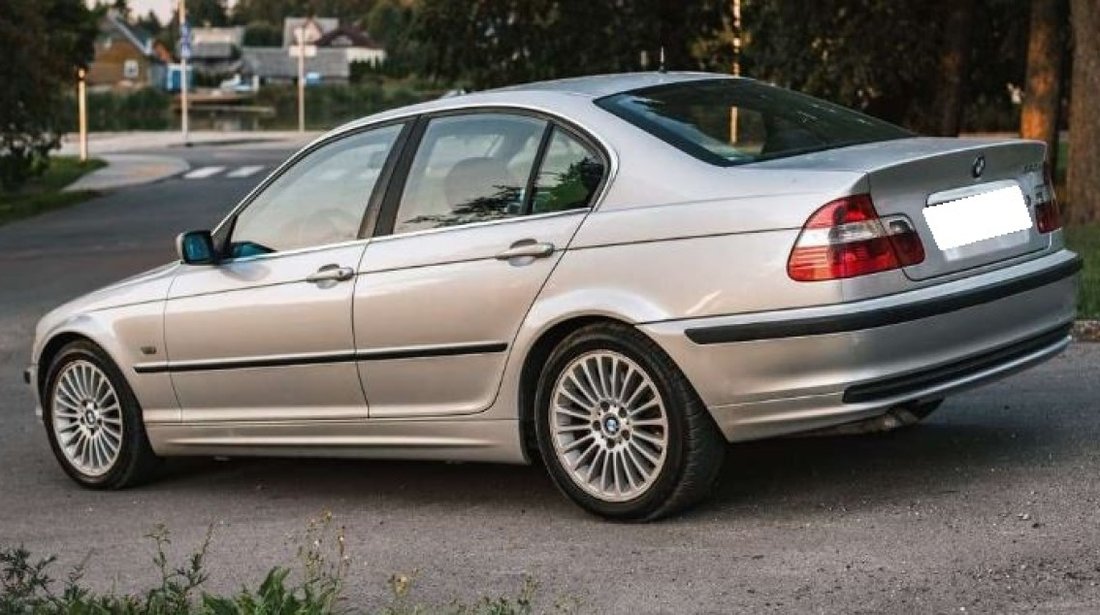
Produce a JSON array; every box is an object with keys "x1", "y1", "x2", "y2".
[
  {"x1": 63, "y1": 154, "x2": 189, "y2": 192},
  {"x1": 57, "y1": 130, "x2": 321, "y2": 156}
]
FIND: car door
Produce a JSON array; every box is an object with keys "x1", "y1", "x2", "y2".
[
  {"x1": 164, "y1": 122, "x2": 407, "y2": 422},
  {"x1": 354, "y1": 111, "x2": 608, "y2": 417}
]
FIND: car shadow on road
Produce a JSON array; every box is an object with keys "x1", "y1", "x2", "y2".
[{"x1": 149, "y1": 416, "x2": 1045, "y2": 521}]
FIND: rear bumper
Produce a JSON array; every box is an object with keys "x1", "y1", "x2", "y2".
[{"x1": 639, "y1": 251, "x2": 1080, "y2": 442}]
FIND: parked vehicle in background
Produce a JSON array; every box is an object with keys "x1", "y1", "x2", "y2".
[{"x1": 27, "y1": 73, "x2": 1079, "y2": 520}]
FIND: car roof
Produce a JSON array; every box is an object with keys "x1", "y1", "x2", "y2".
[
  {"x1": 485, "y1": 71, "x2": 730, "y2": 98},
  {"x1": 329, "y1": 72, "x2": 736, "y2": 137}
]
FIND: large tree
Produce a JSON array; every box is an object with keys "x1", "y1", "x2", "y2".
[
  {"x1": 741, "y1": 0, "x2": 1028, "y2": 132},
  {"x1": 0, "y1": 0, "x2": 97, "y2": 190},
  {"x1": 412, "y1": 0, "x2": 727, "y2": 89},
  {"x1": 932, "y1": 0, "x2": 977, "y2": 135},
  {"x1": 1020, "y1": 0, "x2": 1066, "y2": 168},
  {"x1": 1067, "y1": 0, "x2": 1100, "y2": 224}
]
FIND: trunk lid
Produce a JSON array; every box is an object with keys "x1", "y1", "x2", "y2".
[{"x1": 755, "y1": 137, "x2": 1052, "y2": 280}]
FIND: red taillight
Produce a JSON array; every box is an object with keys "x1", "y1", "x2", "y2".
[
  {"x1": 787, "y1": 194, "x2": 925, "y2": 282},
  {"x1": 1036, "y1": 162, "x2": 1062, "y2": 233}
]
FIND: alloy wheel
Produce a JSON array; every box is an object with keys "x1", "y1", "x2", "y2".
[
  {"x1": 50, "y1": 360, "x2": 124, "y2": 477},
  {"x1": 549, "y1": 350, "x2": 669, "y2": 502}
]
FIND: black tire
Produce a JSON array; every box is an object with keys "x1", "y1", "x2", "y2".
[
  {"x1": 534, "y1": 322, "x2": 725, "y2": 521},
  {"x1": 42, "y1": 340, "x2": 160, "y2": 489}
]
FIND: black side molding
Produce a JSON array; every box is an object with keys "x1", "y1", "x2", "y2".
[
  {"x1": 685, "y1": 256, "x2": 1082, "y2": 345},
  {"x1": 134, "y1": 342, "x2": 508, "y2": 374}
]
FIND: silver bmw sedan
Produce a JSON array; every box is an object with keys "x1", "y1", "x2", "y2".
[{"x1": 26, "y1": 73, "x2": 1079, "y2": 520}]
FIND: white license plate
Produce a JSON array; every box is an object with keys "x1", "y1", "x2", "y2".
[{"x1": 923, "y1": 185, "x2": 1032, "y2": 251}]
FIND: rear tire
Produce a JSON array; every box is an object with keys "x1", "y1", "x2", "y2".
[
  {"x1": 534, "y1": 323, "x2": 725, "y2": 520},
  {"x1": 42, "y1": 340, "x2": 160, "y2": 489}
]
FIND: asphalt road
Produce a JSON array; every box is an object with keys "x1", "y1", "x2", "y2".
[{"x1": 2, "y1": 145, "x2": 1100, "y2": 613}]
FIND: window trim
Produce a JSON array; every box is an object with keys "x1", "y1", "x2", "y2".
[
  {"x1": 211, "y1": 119, "x2": 412, "y2": 262},
  {"x1": 372, "y1": 106, "x2": 610, "y2": 238}
]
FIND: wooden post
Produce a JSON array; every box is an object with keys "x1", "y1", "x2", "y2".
[
  {"x1": 77, "y1": 68, "x2": 88, "y2": 162},
  {"x1": 179, "y1": 0, "x2": 189, "y2": 144},
  {"x1": 297, "y1": 26, "x2": 306, "y2": 133}
]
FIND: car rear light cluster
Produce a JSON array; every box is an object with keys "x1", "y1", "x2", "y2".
[
  {"x1": 787, "y1": 194, "x2": 925, "y2": 282},
  {"x1": 1036, "y1": 162, "x2": 1062, "y2": 233}
]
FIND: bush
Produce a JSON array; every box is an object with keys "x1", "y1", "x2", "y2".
[
  {"x1": 58, "y1": 89, "x2": 174, "y2": 132},
  {"x1": 0, "y1": 512, "x2": 554, "y2": 614}
]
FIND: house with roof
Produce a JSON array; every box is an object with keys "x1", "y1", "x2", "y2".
[
  {"x1": 240, "y1": 17, "x2": 385, "y2": 85},
  {"x1": 283, "y1": 17, "x2": 340, "y2": 48},
  {"x1": 316, "y1": 25, "x2": 386, "y2": 66},
  {"x1": 86, "y1": 11, "x2": 172, "y2": 90},
  {"x1": 189, "y1": 26, "x2": 246, "y2": 77}
]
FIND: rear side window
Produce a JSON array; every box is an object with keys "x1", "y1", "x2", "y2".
[
  {"x1": 531, "y1": 129, "x2": 604, "y2": 214},
  {"x1": 596, "y1": 79, "x2": 912, "y2": 166},
  {"x1": 394, "y1": 113, "x2": 546, "y2": 234}
]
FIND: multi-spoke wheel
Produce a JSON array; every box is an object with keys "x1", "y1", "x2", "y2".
[
  {"x1": 43, "y1": 340, "x2": 160, "y2": 489},
  {"x1": 535, "y1": 323, "x2": 725, "y2": 520},
  {"x1": 52, "y1": 360, "x2": 124, "y2": 477},
  {"x1": 550, "y1": 351, "x2": 669, "y2": 502}
]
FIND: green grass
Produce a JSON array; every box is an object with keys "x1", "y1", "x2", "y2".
[
  {"x1": 1066, "y1": 223, "x2": 1100, "y2": 319},
  {"x1": 0, "y1": 156, "x2": 105, "y2": 226}
]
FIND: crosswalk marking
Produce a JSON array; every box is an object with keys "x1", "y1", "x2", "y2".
[
  {"x1": 226, "y1": 165, "x2": 265, "y2": 178},
  {"x1": 183, "y1": 166, "x2": 226, "y2": 179}
]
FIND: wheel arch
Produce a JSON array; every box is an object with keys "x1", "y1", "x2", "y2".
[
  {"x1": 36, "y1": 331, "x2": 103, "y2": 397},
  {"x1": 517, "y1": 314, "x2": 641, "y2": 460}
]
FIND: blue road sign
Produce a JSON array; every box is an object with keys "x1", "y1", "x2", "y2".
[{"x1": 180, "y1": 21, "x2": 192, "y2": 60}]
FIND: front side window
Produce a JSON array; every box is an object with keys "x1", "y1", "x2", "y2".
[
  {"x1": 393, "y1": 113, "x2": 546, "y2": 234},
  {"x1": 229, "y1": 123, "x2": 402, "y2": 256},
  {"x1": 531, "y1": 129, "x2": 605, "y2": 214},
  {"x1": 596, "y1": 79, "x2": 912, "y2": 166}
]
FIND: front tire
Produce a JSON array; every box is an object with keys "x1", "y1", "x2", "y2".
[
  {"x1": 534, "y1": 323, "x2": 725, "y2": 520},
  {"x1": 43, "y1": 341, "x2": 160, "y2": 489}
]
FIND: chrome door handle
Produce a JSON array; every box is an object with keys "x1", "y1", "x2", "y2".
[
  {"x1": 495, "y1": 240, "x2": 555, "y2": 260},
  {"x1": 306, "y1": 264, "x2": 355, "y2": 284}
]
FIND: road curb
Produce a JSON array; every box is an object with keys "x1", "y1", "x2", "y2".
[{"x1": 63, "y1": 154, "x2": 190, "y2": 193}]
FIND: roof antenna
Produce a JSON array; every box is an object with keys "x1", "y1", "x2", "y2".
[{"x1": 658, "y1": 46, "x2": 666, "y2": 73}]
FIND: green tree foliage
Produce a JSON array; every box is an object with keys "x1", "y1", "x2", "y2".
[
  {"x1": 412, "y1": 0, "x2": 729, "y2": 89},
  {"x1": 741, "y1": 0, "x2": 1029, "y2": 131},
  {"x1": 242, "y1": 20, "x2": 283, "y2": 45},
  {"x1": 189, "y1": 0, "x2": 230, "y2": 27},
  {"x1": 0, "y1": 0, "x2": 97, "y2": 190},
  {"x1": 366, "y1": 0, "x2": 422, "y2": 77}
]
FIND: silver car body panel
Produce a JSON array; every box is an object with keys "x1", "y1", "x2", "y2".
[{"x1": 28, "y1": 72, "x2": 1079, "y2": 464}]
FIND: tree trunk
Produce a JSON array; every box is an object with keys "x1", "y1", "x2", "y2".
[
  {"x1": 933, "y1": 0, "x2": 977, "y2": 136},
  {"x1": 1021, "y1": 0, "x2": 1065, "y2": 170},
  {"x1": 1068, "y1": 0, "x2": 1100, "y2": 225}
]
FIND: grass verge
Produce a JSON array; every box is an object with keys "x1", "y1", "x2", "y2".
[
  {"x1": 1066, "y1": 223, "x2": 1100, "y2": 319},
  {"x1": 0, "y1": 156, "x2": 105, "y2": 226},
  {"x1": 0, "y1": 512, "x2": 561, "y2": 614}
]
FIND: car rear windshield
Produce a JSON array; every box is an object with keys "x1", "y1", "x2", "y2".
[{"x1": 595, "y1": 79, "x2": 913, "y2": 166}]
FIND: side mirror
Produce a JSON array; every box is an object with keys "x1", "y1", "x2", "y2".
[{"x1": 176, "y1": 230, "x2": 217, "y2": 265}]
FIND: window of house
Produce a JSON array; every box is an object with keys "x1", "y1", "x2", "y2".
[{"x1": 123, "y1": 59, "x2": 140, "y2": 79}]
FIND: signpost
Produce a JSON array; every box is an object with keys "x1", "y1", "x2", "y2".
[
  {"x1": 179, "y1": 1, "x2": 191, "y2": 145},
  {"x1": 289, "y1": 28, "x2": 317, "y2": 133}
]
